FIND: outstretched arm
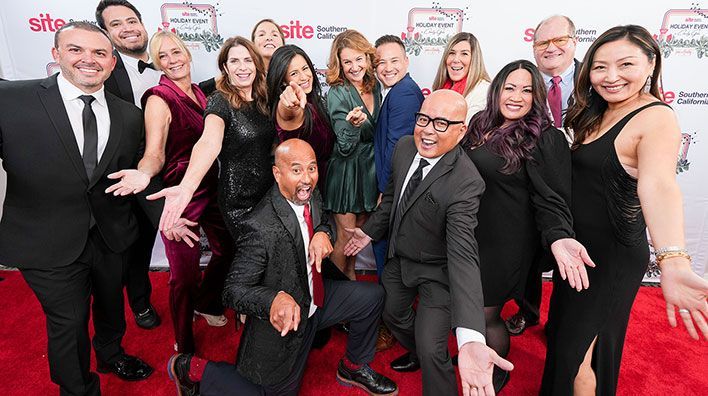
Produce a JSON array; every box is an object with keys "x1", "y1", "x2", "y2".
[
  {"x1": 106, "y1": 94, "x2": 170, "y2": 196},
  {"x1": 147, "y1": 114, "x2": 224, "y2": 230},
  {"x1": 636, "y1": 106, "x2": 708, "y2": 340}
]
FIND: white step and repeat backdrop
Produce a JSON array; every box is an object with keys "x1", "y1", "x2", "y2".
[{"x1": 0, "y1": 1, "x2": 706, "y2": 279}]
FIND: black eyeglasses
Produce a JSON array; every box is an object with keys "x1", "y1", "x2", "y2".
[{"x1": 415, "y1": 112, "x2": 464, "y2": 132}]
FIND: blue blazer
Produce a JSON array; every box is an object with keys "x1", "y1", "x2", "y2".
[{"x1": 374, "y1": 73, "x2": 424, "y2": 193}]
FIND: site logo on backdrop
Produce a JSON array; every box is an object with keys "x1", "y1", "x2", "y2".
[
  {"x1": 523, "y1": 25, "x2": 598, "y2": 44},
  {"x1": 160, "y1": 3, "x2": 223, "y2": 52},
  {"x1": 280, "y1": 20, "x2": 346, "y2": 40}
]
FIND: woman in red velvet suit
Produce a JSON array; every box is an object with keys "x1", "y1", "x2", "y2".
[{"x1": 136, "y1": 31, "x2": 234, "y2": 353}]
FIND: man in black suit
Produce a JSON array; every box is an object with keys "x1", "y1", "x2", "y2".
[
  {"x1": 167, "y1": 139, "x2": 397, "y2": 396},
  {"x1": 0, "y1": 22, "x2": 195, "y2": 395},
  {"x1": 506, "y1": 14, "x2": 582, "y2": 336},
  {"x1": 346, "y1": 90, "x2": 513, "y2": 395},
  {"x1": 95, "y1": 0, "x2": 163, "y2": 329}
]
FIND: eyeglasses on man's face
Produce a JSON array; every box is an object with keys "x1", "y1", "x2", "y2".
[
  {"x1": 533, "y1": 35, "x2": 575, "y2": 51},
  {"x1": 415, "y1": 112, "x2": 464, "y2": 132}
]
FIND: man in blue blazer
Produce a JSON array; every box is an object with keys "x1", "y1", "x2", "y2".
[{"x1": 372, "y1": 35, "x2": 424, "y2": 279}]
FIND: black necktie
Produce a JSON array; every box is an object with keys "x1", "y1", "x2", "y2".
[
  {"x1": 79, "y1": 95, "x2": 98, "y2": 178},
  {"x1": 138, "y1": 60, "x2": 155, "y2": 73},
  {"x1": 388, "y1": 158, "x2": 429, "y2": 258},
  {"x1": 397, "y1": 158, "x2": 429, "y2": 222}
]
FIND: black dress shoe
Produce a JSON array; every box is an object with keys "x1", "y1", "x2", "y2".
[
  {"x1": 97, "y1": 353, "x2": 153, "y2": 381},
  {"x1": 390, "y1": 352, "x2": 420, "y2": 372},
  {"x1": 337, "y1": 360, "x2": 398, "y2": 395},
  {"x1": 134, "y1": 305, "x2": 161, "y2": 329},
  {"x1": 168, "y1": 353, "x2": 200, "y2": 396},
  {"x1": 504, "y1": 312, "x2": 539, "y2": 336}
]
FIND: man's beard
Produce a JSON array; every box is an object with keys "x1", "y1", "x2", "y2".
[{"x1": 115, "y1": 40, "x2": 148, "y2": 57}]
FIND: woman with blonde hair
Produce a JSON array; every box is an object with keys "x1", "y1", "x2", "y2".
[
  {"x1": 324, "y1": 29, "x2": 381, "y2": 279},
  {"x1": 120, "y1": 30, "x2": 235, "y2": 352},
  {"x1": 432, "y1": 32, "x2": 491, "y2": 123}
]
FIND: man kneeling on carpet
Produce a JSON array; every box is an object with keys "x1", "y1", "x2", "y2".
[{"x1": 168, "y1": 139, "x2": 397, "y2": 396}]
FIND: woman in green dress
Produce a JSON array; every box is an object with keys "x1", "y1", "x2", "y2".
[{"x1": 324, "y1": 29, "x2": 381, "y2": 279}]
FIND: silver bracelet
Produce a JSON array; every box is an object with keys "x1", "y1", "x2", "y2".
[{"x1": 654, "y1": 246, "x2": 686, "y2": 255}]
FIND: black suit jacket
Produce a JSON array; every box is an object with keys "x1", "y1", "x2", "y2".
[
  {"x1": 0, "y1": 75, "x2": 163, "y2": 269},
  {"x1": 222, "y1": 186, "x2": 336, "y2": 386},
  {"x1": 104, "y1": 50, "x2": 135, "y2": 104},
  {"x1": 362, "y1": 135, "x2": 486, "y2": 333}
]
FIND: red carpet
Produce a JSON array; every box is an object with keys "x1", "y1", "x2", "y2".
[{"x1": 0, "y1": 270, "x2": 705, "y2": 395}]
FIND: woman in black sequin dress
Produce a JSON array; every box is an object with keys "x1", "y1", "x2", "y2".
[
  {"x1": 541, "y1": 25, "x2": 708, "y2": 395},
  {"x1": 149, "y1": 36, "x2": 275, "y2": 238}
]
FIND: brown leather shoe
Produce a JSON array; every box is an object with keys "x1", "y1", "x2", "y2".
[{"x1": 376, "y1": 324, "x2": 396, "y2": 352}]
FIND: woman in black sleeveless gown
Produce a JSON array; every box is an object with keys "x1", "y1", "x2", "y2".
[{"x1": 541, "y1": 25, "x2": 708, "y2": 395}]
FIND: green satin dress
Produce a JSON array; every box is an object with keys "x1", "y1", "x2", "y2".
[{"x1": 324, "y1": 82, "x2": 381, "y2": 214}]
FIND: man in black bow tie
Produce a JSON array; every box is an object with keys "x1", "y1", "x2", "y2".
[{"x1": 95, "y1": 0, "x2": 163, "y2": 330}]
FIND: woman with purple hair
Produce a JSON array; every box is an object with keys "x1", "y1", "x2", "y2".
[{"x1": 462, "y1": 59, "x2": 580, "y2": 392}]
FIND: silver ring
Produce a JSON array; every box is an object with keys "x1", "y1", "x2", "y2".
[{"x1": 678, "y1": 308, "x2": 690, "y2": 314}]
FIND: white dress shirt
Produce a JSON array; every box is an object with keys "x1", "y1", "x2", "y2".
[
  {"x1": 57, "y1": 73, "x2": 110, "y2": 161},
  {"x1": 118, "y1": 52, "x2": 162, "y2": 108},
  {"x1": 286, "y1": 200, "x2": 318, "y2": 318},
  {"x1": 399, "y1": 153, "x2": 487, "y2": 348}
]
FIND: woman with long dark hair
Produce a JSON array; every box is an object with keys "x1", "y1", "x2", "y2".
[
  {"x1": 462, "y1": 59, "x2": 578, "y2": 391},
  {"x1": 541, "y1": 25, "x2": 708, "y2": 395},
  {"x1": 267, "y1": 45, "x2": 334, "y2": 191}
]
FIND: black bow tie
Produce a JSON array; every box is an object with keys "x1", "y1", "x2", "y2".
[{"x1": 138, "y1": 60, "x2": 155, "y2": 73}]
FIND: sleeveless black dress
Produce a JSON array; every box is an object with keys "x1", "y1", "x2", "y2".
[{"x1": 541, "y1": 102, "x2": 670, "y2": 395}]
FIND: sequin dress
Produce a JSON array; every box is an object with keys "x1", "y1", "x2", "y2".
[
  {"x1": 541, "y1": 102, "x2": 670, "y2": 395},
  {"x1": 205, "y1": 92, "x2": 276, "y2": 237}
]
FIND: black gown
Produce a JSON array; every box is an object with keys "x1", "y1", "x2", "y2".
[
  {"x1": 541, "y1": 102, "x2": 670, "y2": 395},
  {"x1": 465, "y1": 127, "x2": 573, "y2": 306},
  {"x1": 205, "y1": 92, "x2": 275, "y2": 237}
]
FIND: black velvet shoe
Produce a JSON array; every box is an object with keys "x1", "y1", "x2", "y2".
[
  {"x1": 504, "y1": 312, "x2": 539, "y2": 336},
  {"x1": 337, "y1": 360, "x2": 398, "y2": 395},
  {"x1": 134, "y1": 305, "x2": 161, "y2": 329},
  {"x1": 167, "y1": 354, "x2": 200, "y2": 396},
  {"x1": 390, "y1": 352, "x2": 420, "y2": 372},
  {"x1": 97, "y1": 353, "x2": 153, "y2": 381}
]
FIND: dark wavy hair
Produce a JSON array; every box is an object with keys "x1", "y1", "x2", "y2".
[
  {"x1": 267, "y1": 45, "x2": 328, "y2": 138},
  {"x1": 566, "y1": 25, "x2": 662, "y2": 148},
  {"x1": 462, "y1": 59, "x2": 551, "y2": 174},
  {"x1": 215, "y1": 36, "x2": 269, "y2": 116}
]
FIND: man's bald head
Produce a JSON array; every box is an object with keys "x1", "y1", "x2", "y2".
[
  {"x1": 414, "y1": 90, "x2": 468, "y2": 158},
  {"x1": 273, "y1": 139, "x2": 319, "y2": 205}
]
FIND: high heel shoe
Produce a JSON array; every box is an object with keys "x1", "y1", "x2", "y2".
[{"x1": 194, "y1": 311, "x2": 228, "y2": 327}]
